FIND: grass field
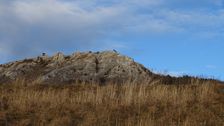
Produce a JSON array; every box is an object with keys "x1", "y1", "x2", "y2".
[{"x1": 0, "y1": 80, "x2": 224, "y2": 126}]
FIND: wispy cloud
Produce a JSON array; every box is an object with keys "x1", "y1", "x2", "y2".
[
  {"x1": 167, "y1": 71, "x2": 187, "y2": 77},
  {"x1": 0, "y1": 0, "x2": 128, "y2": 61},
  {"x1": 205, "y1": 65, "x2": 217, "y2": 69},
  {"x1": 0, "y1": 0, "x2": 224, "y2": 63}
]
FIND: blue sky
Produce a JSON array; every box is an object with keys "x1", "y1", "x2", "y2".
[{"x1": 0, "y1": 0, "x2": 224, "y2": 80}]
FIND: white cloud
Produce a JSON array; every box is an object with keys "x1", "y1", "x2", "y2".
[
  {"x1": 0, "y1": 0, "x2": 129, "y2": 60},
  {"x1": 168, "y1": 71, "x2": 187, "y2": 77},
  {"x1": 12, "y1": 0, "x2": 126, "y2": 26},
  {"x1": 0, "y1": 0, "x2": 224, "y2": 62},
  {"x1": 99, "y1": 41, "x2": 129, "y2": 51},
  {"x1": 205, "y1": 65, "x2": 217, "y2": 69},
  {"x1": 13, "y1": 0, "x2": 76, "y2": 23},
  {"x1": 211, "y1": 0, "x2": 223, "y2": 6},
  {"x1": 154, "y1": 70, "x2": 186, "y2": 77},
  {"x1": 125, "y1": 17, "x2": 183, "y2": 33}
]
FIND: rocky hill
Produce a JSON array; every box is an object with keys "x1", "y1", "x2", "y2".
[
  {"x1": 0, "y1": 51, "x2": 154, "y2": 84},
  {"x1": 0, "y1": 51, "x2": 222, "y2": 85}
]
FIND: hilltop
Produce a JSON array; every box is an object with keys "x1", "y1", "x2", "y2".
[{"x1": 0, "y1": 51, "x2": 152, "y2": 84}]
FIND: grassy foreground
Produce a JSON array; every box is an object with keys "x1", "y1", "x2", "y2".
[{"x1": 0, "y1": 80, "x2": 224, "y2": 126}]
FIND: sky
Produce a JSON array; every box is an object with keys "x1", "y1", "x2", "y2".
[{"x1": 0, "y1": 0, "x2": 224, "y2": 80}]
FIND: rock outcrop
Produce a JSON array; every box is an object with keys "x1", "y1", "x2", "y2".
[{"x1": 0, "y1": 51, "x2": 153, "y2": 84}]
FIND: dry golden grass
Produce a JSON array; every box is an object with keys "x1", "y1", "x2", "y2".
[{"x1": 0, "y1": 80, "x2": 224, "y2": 126}]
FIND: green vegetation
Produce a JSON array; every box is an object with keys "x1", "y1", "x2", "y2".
[{"x1": 0, "y1": 80, "x2": 224, "y2": 126}]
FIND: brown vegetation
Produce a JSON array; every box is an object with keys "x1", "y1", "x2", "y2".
[{"x1": 0, "y1": 80, "x2": 224, "y2": 126}]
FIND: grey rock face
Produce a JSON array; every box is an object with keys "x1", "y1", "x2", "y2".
[{"x1": 0, "y1": 51, "x2": 153, "y2": 84}]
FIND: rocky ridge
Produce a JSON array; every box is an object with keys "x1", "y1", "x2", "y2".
[{"x1": 0, "y1": 51, "x2": 153, "y2": 84}]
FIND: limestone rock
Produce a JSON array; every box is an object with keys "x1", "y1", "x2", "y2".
[
  {"x1": 52, "y1": 52, "x2": 65, "y2": 62},
  {"x1": 0, "y1": 51, "x2": 153, "y2": 84}
]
